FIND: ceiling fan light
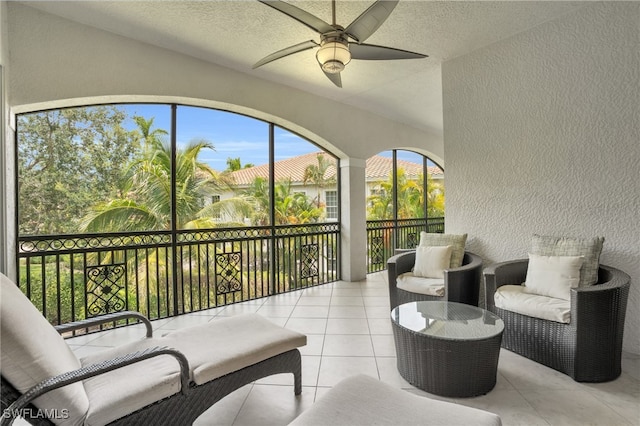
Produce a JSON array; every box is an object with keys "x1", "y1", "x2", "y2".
[
  {"x1": 321, "y1": 60, "x2": 345, "y2": 74},
  {"x1": 317, "y1": 41, "x2": 351, "y2": 74}
]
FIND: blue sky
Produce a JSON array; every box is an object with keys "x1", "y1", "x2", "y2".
[
  {"x1": 120, "y1": 104, "x2": 434, "y2": 170},
  {"x1": 122, "y1": 104, "x2": 321, "y2": 170}
]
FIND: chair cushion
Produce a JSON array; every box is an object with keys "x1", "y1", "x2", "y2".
[
  {"x1": 525, "y1": 254, "x2": 584, "y2": 301},
  {"x1": 495, "y1": 284, "x2": 571, "y2": 323},
  {"x1": 0, "y1": 273, "x2": 89, "y2": 426},
  {"x1": 287, "y1": 374, "x2": 502, "y2": 426},
  {"x1": 81, "y1": 342, "x2": 182, "y2": 426},
  {"x1": 530, "y1": 234, "x2": 604, "y2": 287},
  {"x1": 396, "y1": 273, "x2": 445, "y2": 296},
  {"x1": 79, "y1": 313, "x2": 306, "y2": 424},
  {"x1": 160, "y1": 314, "x2": 306, "y2": 385},
  {"x1": 413, "y1": 245, "x2": 452, "y2": 278},
  {"x1": 419, "y1": 232, "x2": 467, "y2": 268}
]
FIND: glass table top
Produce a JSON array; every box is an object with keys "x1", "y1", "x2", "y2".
[{"x1": 391, "y1": 301, "x2": 504, "y2": 340}]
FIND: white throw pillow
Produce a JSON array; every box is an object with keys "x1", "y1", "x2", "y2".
[
  {"x1": 419, "y1": 232, "x2": 467, "y2": 268},
  {"x1": 524, "y1": 254, "x2": 584, "y2": 301},
  {"x1": 413, "y1": 245, "x2": 453, "y2": 279}
]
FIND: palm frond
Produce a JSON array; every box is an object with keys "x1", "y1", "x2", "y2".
[{"x1": 80, "y1": 199, "x2": 160, "y2": 232}]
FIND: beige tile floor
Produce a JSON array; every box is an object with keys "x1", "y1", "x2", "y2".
[{"x1": 65, "y1": 272, "x2": 640, "y2": 426}]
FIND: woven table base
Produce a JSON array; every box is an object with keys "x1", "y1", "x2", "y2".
[{"x1": 392, "y1": 322, "x2": 502, "y2": 397}]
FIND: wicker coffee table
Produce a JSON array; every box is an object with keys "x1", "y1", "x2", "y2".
[{"x1": 391, "y1": 301, "x2": 504, "y2": 397}]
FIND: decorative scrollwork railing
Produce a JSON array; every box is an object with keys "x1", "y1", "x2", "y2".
[
  {"x1": 16, "y1": 218, "x2": 437, "y2": 329},
  {"x1": 366, "y1": 217, "x2": 444, "y2": 273},
  {"x1": 17, "y1": 224, "x2": 340, "y2": 329}
]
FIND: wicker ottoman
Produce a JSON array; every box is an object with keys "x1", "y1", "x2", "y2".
[
  {"x1": 288, "y1": 375, "x2": 502, "y2": 426},
  {"x1": 391, "y1": 301, "x2": 504, "y2": 397}
]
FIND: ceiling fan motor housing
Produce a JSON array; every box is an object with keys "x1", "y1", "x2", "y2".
[{"x1": 316, "y1": 31, "x2": 351, "y2": 74}]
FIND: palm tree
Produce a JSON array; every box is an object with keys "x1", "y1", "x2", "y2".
[
  {"x1": 81, "y1": 118, "x2": 233, "y2": 232},
  {"x1": 425, "y1": 174, "x2": 445, "y2": 217},
  {"x1": 366, "y1": 167, "x2": 444, "y2": 220},
  {"x1": 233, "y1": 177, "x2": 322, "y2": 225},
  {"x1": 225, "y1": 157, "x2": 254, "y2": 171},
  {"x1": 272, "y1": 179, "x2": 322, "y2": 224},
  {"x1": 242, "y1": 176, "x2": 271, "y2": 225},
  {"x1": 79, "y1": 117, "x2": 241, "y2": 315},
  {"x1": 303, "y1": 154, "x2": 336, "y2": 208},
  {"x1": 133, "y1": 116, "x2": 167, "y2": 144},
  {"x1": 395, "y1": 168, "x2": 423, "y2": 219},
  {"x1": 366, "y1": 177, "x2": 393, "y2": 220}
]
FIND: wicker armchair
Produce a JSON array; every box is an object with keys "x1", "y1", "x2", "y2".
[
  {"x1": 0, "y1": 273, "x2": 305, "y2": 425},
  {"x1": 387, "y1": 250, "x2": 483, "y2": 310},
  {"x1": 484, "y1": 259, "x2": 630, "y2": 382}
]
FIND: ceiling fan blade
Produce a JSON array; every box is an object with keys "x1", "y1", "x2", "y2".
[
  {"x1": 322, "y1": 69, "x2": 342, "y2": 88},
  {"x1": 350, "y1": 43, "x2": 427, "y2": 60},
  {"x1": 253, "y1": 40, "x2": 319, "y2": 69},
  {"x1": 345, "y1": 0, "x2": 399, "y2": 43},
  {"x1": 258, "y1": 0, "x2": 334, "y2": 34}
]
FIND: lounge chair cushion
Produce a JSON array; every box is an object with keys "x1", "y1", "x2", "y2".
[
  {"x1": 396, "y1": 273, "x2": 444, "y2": 296},
  {"x1": 419, "y1": 232, "x2": 467, "y2": 268},
  {"x1": 159, "y1": 314, "x2": 307, "y2": 385},
  {"x1": 495, "y1": 284, "x2": 571, "y2": 323},
  {"x1": 530, "y1": 234, "x2": 604, "y2": 287},
  {"x1": 288, "y1": 374, "x2": 502, "y2": 426},
  {"x1": 79, "y1": 313, "x2": 306, "y2": 424},
  {"x1": 0, "y1": 273, "x2": 89, "y2": 426},
  {"x1": 524, "y1": 254, "x2": 584, "y2": 300},
  {"x1": 81, "y1": 347, "x2": 182, "y2": 426}
]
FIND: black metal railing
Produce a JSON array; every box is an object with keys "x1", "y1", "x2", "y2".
[
  {"x1": 17, "y1": 223, "x2": 340, "y2": 329},
  {"x1": 17, "y1": 217, "x2": 441, "y2": 329},
  {"x1": 366, "y1": 217, "x2": 444, "y2": 273}
]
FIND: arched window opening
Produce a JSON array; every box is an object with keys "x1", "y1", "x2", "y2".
[
  {"x1": 15, "y1": 103, "x2": 340, "y2": 327},
  {"x1": 365, "y1": 150, "x2": 444, "y2": 273}
]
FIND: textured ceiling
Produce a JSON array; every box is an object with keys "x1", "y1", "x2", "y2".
[{"x1": 22, "y1": 1, "x2": 587, "y2": 134}]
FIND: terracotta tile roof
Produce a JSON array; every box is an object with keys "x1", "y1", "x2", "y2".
[
  {"x1": 364, "y1": 155, "x2": 443, "y2": 181},
  {"x1": 229, "y1": 151, "x2": 443, "y2": 186},
  {"x1": 230, "y1": 152, "x2": 337, "y2": 186}
]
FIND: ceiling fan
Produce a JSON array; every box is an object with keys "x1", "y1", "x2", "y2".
[{"x1": 253, "y1": 0, "x2": 427, "y2": 88}]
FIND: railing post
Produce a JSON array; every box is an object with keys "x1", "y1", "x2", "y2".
[
  {"x1": 170, "y1": 104, "x2": 180, "y2": 316},
  {"x1": 392, "y1": 150, "x2": 398, "y2": 251},
  {"x1": 268, "y1": 124, "x2": 276, "y2": 296}
]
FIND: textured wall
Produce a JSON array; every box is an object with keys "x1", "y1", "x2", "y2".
[{"x1": 443, "y1": 3, "x2": 640, "y2": 354}]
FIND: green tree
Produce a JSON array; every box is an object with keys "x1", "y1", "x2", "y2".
[
  {"x1": 367, "y1": 178, "x2": 393, "y2": 220},
  {"x1": 243, "y1": 176, "x2": 271, "y2": 225},
  {"x1": 225, "y1": 157, "x2": 254, "y2": 171},
  {"x1": 366, "y1": 167, "x2": 444, "y2": 220},
  {"x1": 230, "y1": 177, "x2": 322, "y2": 226},
  {"x1": 17, "y1": 106, "x2": 137, "y2": 235},
  {"x1": 79, "y1": 118, "x2": 239, "y2": 315},
  {"x1": 273, "y1": 179, "x2": 322, "y2": 224},
  {"x1": 302, "y1": 153, "x2": 336, "y2": 208},
  {"x1": 81, "y1": 118, "x2": 232, "y2": 232},
  {"x1": 396, "y1": 169, "x2": 423, "y2": 219},
  {"x1": 425, "y1": 175, "x2": 445, "y2": 217}
]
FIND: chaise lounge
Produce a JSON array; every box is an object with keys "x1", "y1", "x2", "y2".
[{"x1": 0, "y1": 273, "x2": 306, "y2": 425}]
